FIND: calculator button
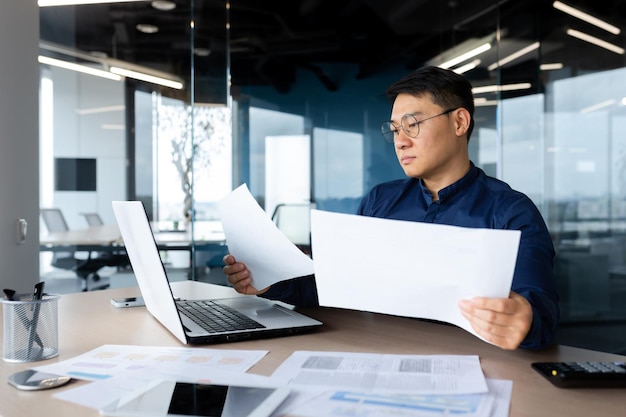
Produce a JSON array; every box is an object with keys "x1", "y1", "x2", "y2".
[{"x1": 532, "y1": 361, "x2": 626, "y2": 388}]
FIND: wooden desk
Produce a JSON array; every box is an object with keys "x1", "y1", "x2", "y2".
[{"x1": 1, "y1": 281, "x2": 625, "y2": 417}]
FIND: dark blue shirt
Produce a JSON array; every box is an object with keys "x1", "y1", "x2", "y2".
[{"x1": 263, "y1": 163, "x2": 559, "y2": 349}]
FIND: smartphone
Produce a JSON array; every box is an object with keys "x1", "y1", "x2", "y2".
[
  {"x1": 8, "y1": 370, "x2": 71, "y2": 391},
  {"x1": 99, "y1": 380, "x2": 290, "y2": 417},
  {"x1": 110, "y1": 296, "x2": 145, "y2": 308}
]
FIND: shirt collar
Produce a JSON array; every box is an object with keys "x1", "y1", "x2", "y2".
[{"x1": 418, "y1": 161, "x2": 478, "y2": 205}]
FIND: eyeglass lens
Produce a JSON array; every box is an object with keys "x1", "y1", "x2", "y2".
[
  {"x1": 381, "y1": 109, "x2": 456, "y2": 143},
  {"x1": 380, "y1": 114, "x2": 421, "y2": 143}
]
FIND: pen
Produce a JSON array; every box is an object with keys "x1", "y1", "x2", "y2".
[
  {"x1": 3, "y1": 288, "x2": 45, "y2": 350},
  {"x1": 3, "y1": 288, "x2": 16, "y2": 301},
  {"x1": 33, "y1": 282, "x2": 45, "y2": 301},
  {"x1": 28, "y1": 282, "x2": 45, "y2": 358}
]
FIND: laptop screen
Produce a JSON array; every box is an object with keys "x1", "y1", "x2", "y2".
[{"x1": 112, "y1": 201, "x2": 188, "y2": 343}]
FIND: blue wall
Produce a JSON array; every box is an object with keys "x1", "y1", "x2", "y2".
[{"x1": 238, "y1": 62, "x2": 412, "y2": 213}]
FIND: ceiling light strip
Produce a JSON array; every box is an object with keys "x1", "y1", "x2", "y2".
[
  {"x1": 439, "y1": 43, "x2": 491, "y2": 69},
  {"x1": 39, "y1": 0, "x2": 148, "y2": 6},
  {"x1": 474, "y1": 98, "x2": 498, "y2": 107},
  {"x1": 38, "y1": 56, "x2": 122, "y2": 81},
  {"x1": 566, "y1": 29, "x2": 625, "y2": 54},
  {"x1": 453, "y1": 59, "x2": 481, "y2": 74},
  {"x1": 110, "y1": 66, "x2": 184, "y2": 89},
  {"x1": 580, "y1": 99, "x2": 616, "y2": 114},
  {"x1": 553, "y1": 1, "x2": 620, "y2": 35},
  {"x1": 540, "y1": 63, "x2": 564, "y2": 71},
  {"x1": 488, "y1": 42, "x2": 540, "y2": 71},
  {"x1": 101, "y1": 124, "x2": 126, "y2": 130},
  {"x1": 472, "y1": 83, "x2": 532, "y2": 94},
  {"x1": 77, "y1": 105, "x2": 126, "y2": 115}
]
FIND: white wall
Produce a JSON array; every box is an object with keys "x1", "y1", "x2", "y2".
[
  {"x1": 0, "y1": 0, "x2": 40, "y2": 290},
  {"x1": 42, "y1": 67, "x2": 127, "y2": 228}
]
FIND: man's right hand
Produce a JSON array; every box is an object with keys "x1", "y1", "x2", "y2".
[{"x1": 222, "y1": 254, "x2": 270, "y2": 295}]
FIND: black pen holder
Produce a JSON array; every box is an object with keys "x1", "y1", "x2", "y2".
[{"x1": 1, "y1": 294, "x2": 60, "y2": 362}]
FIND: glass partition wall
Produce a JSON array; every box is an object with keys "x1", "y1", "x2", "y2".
[
  {"x1": 38, "y1": 1, "x2": 229, "y2": 283},
  {"x1": 39, "y1": 0, "x2": 626, "y2": 354}
]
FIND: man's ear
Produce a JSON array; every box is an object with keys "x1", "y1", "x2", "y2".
[{"x1": 454, "y1": 108, "x2": 471, "y2": 137}]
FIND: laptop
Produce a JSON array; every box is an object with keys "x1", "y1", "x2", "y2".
[{"x1": 112, "y1": 201, "x2": 322, "y2": 345}]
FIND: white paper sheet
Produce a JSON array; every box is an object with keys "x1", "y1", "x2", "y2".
[
  {"x1": 270, "y1": 351, "x2": 488, "y2": 395},
  {"x1": 34, "y1": 344, "x2": 267, "y2": 381},
  {"x1": 309, "y1": 210, "x2": 521, "y2": 342},
  {"x1": 34, "y1": 344, "x2": 268, "y2": 411},
  {"x1": 55, "y1": 370, "x2": 280, "y2": 412},
  {"x1": 274, "y1": 378, "x2": 512, "y2": 417},
  {"x1": 217, "y1": 184, "x2": 315, "y2": 290}
]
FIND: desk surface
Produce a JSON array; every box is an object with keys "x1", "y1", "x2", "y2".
[{"x1": 2, "y1": 281, "x2": 626, "y2": 417}]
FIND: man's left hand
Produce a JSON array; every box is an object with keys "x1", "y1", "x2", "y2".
[{"x1": 458, "y1": 291, "x2": 532, "y2": 350}]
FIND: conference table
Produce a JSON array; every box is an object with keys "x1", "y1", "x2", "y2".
[
  {"x1": 39, "y1": 222, "x2": 228, "y2": 272},
  {"x1": 39, "y1": 222, "x2": 227, "y2": 251},
  {"x1": 1, "y1": 281, "x2": 625, "y2": 416}
]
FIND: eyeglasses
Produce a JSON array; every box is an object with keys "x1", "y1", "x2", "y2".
[{"x1": 381, "y1": 108, "x2": 458, "y2": 143}]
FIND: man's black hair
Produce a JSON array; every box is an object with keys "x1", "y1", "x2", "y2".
[{"x1": 385, "y1": 66, "x2": 475, "y2": 141}]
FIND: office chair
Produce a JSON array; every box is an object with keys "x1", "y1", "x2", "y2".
[
  {"x1": 271, "y1": 202, "x2": 315, "y2": 255},
  {"x1": 80, "y1": 212, "x2": 104, "y2": 226},
  {"x1": 80, "y1": 211, "x2": 132, "y2": 272},
  {"x1": 203, "y1": 243, "x2": 230, "y2": 271},
  {"x1": 41, "y1": 208, "x2": 113, "y2": 291}
]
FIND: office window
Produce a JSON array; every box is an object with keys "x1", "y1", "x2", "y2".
[
  {"x1": 155, "y1": 98, "x2": 232, "y2": 222},
  {"x1": 265, "y1": 134, "x2": 311, "y2": 217},
  {"x1": 313, "y1": 127, "x2": 364, "y2": 214},
  {"x1": 248, "y1": 108, "x2": 306, "y2": 208}
]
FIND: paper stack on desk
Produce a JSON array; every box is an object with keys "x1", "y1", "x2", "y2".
[
  {"x1": 34, "y1": 344, "x2": 269, "y2": 411},
  {"x1": 268, "y1": 351, "x2": 512, "y2": 417}
]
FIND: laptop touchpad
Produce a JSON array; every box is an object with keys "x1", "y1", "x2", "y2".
[{"x1": 255, "y1": 307, "x2": 293, "y2": 318}]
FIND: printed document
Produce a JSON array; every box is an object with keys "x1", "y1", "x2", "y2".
[
  {"x1": 34, "y1": 344, "x2": 267, "y2": 381},
  {"x1": 33, "y1": 344, "x2": 268, "y2": 411},
  {"x1": 268, "y1": 351, "x2": 506, "y2": 417},
  {"x1": 276, "y1": 378, "x2": 513, "y2": 417},
  {"x1": 310, "y1": 209, "x2": 521, "y2": 342},
  {"x1": 271, "y1": 351, "x2": 488, "y2": 395}
]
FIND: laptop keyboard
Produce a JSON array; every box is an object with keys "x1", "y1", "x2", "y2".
[{"x1": 177, "y1": 300, "x2": 266, "y2": 333}]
